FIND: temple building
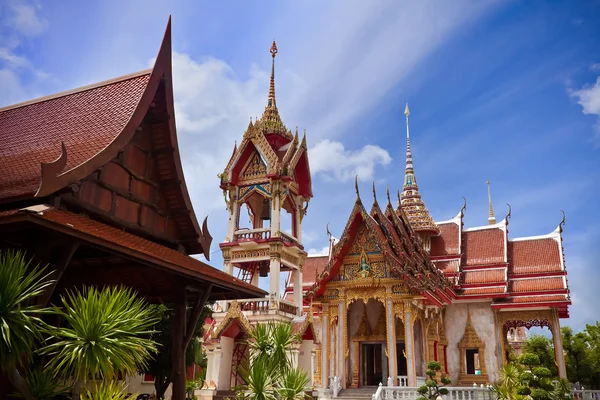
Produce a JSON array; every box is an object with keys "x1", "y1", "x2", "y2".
[{"x1": 205, "y1": 42, "x2": 571, "y2": 395}]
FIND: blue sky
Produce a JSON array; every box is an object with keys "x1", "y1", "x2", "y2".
[{"x1": 2, "y1": 0, "x2": 600, "y2": 333}]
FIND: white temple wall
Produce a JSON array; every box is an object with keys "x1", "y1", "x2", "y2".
[
  {"x1": 299, "y1": 339, "x2": 314, "y2": 382},
  {"x1": 414, "y1": 320, "x2": 424, "y2": 376},
  {"x1": 218, "y1": 336, "x2": 234, "y2": 390},
  {"x1": 445, "y1": 302, "x2": 500, "y2": 384}
]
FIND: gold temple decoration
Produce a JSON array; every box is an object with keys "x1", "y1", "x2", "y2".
[
  {"x1": 495, "y1": 309, "x2": 554, "y2": 363},
  {"x1": 458, "y1": 311, "x2": 489, "y2": 385},
  {"x1": 211, "y1": 301, "x2": 253, "y2": 339},
  {"x1": 314, "y1": 345, "x2": 322, "y2": 386}
]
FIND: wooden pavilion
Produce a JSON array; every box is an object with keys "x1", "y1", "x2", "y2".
[{"x1": 0, "y1": 18, "x2": 265, "y2": 400}]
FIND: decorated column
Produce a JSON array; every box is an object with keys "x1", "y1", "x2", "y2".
[
  {"x1": 294, "y1": 269, "x2": 303, "y2": 314},
  {"x1": 269, "y1": 253, "x2": 281, "y2": 302},
  {"x1": 321, "y1": 306, "x2": 329, "y2": 389},
  {"x1": 387, "y1": 298, "x2": 398, "y2": 385},
  {"x1": 338, "y1": 301, "x2": 346, "y2": 387},
  {"x1": 404, "y1": 304, "x2": 417, "y2": 387}
]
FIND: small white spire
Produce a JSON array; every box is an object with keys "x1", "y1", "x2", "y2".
[
  {"x1": 405, "y1": 102, "x2": 413, "y2": 173},
  {"x1": 487, "y1": 180, "x2": 496, "y2": 225}
]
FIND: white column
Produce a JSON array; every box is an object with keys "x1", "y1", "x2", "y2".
[
  {"x1": 295, "y1": 201, "x2": 303, "y2": 244},
  {"x1": 226, "y1": 194, "x2": 239, "y2": 240},
  {"x1": 294, "y1": 269, "x2": 303, "y2": 315},
  {"x1": 269, "y1": 257, "x2": 281, "y2": 300},
  {"x1": 212, "y1": 346, "x2": 223, "y2": 389},
  {"x1": 223, "y1": 260, "x2": 233, "y2": 275},
  {"x1": 311, "y1": 348, "x2": 316, "y2": 386},
  {"x1": 387, "y1": 299, "x2": 397, "y2": 385},
  {"x1": 552, "y1": 312, "x2": 567, "y2": 379},
  {"x1": 270, "y1": 182, "x2": 281, "y2": 237},
  {"x1": 338, "y1": 302, "x2": 346, "y2": 388},
  {"x1": 205, "y1": 347, "x2": 216, "y2": 388},
  {"x1": 322, "y1": 312, "x2": 329, "y2": 389},
  {"x1": 405, "y1": 308, "x2": 417, "y2": 387}
]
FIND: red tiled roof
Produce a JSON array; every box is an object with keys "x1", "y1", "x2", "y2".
[
  {"x1": 430, "y1": 223, "x2": 460, "y2": 256},
  {"x1": 461, "y1": 286, "x2": 506, "y2": 295},
  {"x1": 508, "y1": 239, "x2": 562, "y2": 275},
  {"x1": 289, "y1": 255, "x2": 328, "y2": 286},
  {"x1": 0, "y1": 72, "x2": 151, "y2": 201},
  {"x1": 433, "y1": 260, "x2": 459, "y2": 274},
  {"x1": 463, "y1": 228, "x2": 505, "y2": 266},
  {"x1": 0, "y1": 207, "x2": 265, "y2": 298},
  {"x1": 463, "y1": 268, "x2": 505, "y2": 285},
  {"x1": 496, "y1": 294, "x2": 569, "y2": 304},
  {"x1": 509, "y1": 276, "x2": 565, "y2": 293}
]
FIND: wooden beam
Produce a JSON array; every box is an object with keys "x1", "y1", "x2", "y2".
[
  {"x1": 38, "y1": 242, "x2": 79, "y2": 307},
  {"x1": 171, "y1": 286, "x2": 187, "y2": 400},
  {"x1": 183, "y1": 284, "x2": 212, "y2": 349}
]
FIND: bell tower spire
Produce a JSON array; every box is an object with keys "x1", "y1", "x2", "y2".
[
  {"x1": 487, "y1": 180, "x2": 496, "y2": 225},
  {"x1": 267, "y1": 40, "x2": 277, "y2": 109},
  {"x1": 399, "y1": 103, "x2": 439, "y2": 252}
]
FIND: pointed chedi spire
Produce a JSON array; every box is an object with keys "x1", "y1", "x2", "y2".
[
  {"x1": 398, "y1": 103, "x2": 439, "y2": 253},
  {"x1": 487, "y1": 180, "x2": 497, "y2": 225},
  {"x1": 256, "y1": 40, "x2": 292, "y2": 140}
]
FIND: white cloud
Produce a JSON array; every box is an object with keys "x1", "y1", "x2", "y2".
[
  {"x1": 309, "y1": 139, "x2": 392, "y2": 182},
  {"x1": 8, "y1": 1, "x2": 48, "y2": 36},
  {"x1": 571, "y1": 76, "x2": 600, "y2": 116},
  {"x1": 307, "y1": 246, "x2": 330, "y2": 256},
  {"x1": 571, "y1": 76, "x2": 600, "y2": 145},
  {"x1": 591, "y1": 63, "x2": 600, "y2": 73}
]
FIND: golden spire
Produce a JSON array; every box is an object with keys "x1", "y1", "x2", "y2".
[
  {"x1": 487, "y1": 180, "x2": 496, "y2": 225},
  {"x1": 267, "y1": 40, "x2": 277, "y2": 109},
  {"x1": 399, "y1": 104, "x2": 439, "y2": 241}
]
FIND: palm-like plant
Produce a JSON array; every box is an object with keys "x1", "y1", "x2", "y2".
[
  {"x1": 82, "y1": 380, "x2": 131, "y2": 400},
  {"x1": 490, "y1": 363, "x2": 527, "y2": 400},
  {"x1": 40, "y1": 286, "x2": 160, "y2": 397},
  {"x1": 0, "y1": 250, "x2": 54, "y2": 400},
  {"x1": 239, "y1": 322, "x2": 310, "y2": 400}
]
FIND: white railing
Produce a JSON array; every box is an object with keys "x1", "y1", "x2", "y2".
[
  {"x1": 394, "y1": 376, "x2": 426, "y2": 387},
  {"x1": 573, "y1": 390, "x2": 600, "y2": 400},
  {"x1": 233, "y1": 228, "x2": 271, "y2": 242},
  {"x1": 212, "y1": 298, "x2": 298, "y2": 316},
  {"x1": 376, "y1": 387, "x2": 493, "y2": 400},
  {"x1": 329, "y1": 376, "x2": 341, "y2": 398},
  {"x1": 373, "y1": 383, "x2": 384, "y2": 400}
]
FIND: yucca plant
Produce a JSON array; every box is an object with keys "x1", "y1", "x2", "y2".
[
  {"x1": 9, "y1": 366, "x2": 70, "y2": 400},
  {"x1": 82, "y1": 380, "x2": 131, "y2": 400},
  {"x1": 0, "y1": 250, "x2": 54, "y2": 400},
  {"x1": 40, "y1": 286, "x2": 160, "y2": 398},
  {"x1": 238, "y1": 322, "x2": 309, "y2": 400}
]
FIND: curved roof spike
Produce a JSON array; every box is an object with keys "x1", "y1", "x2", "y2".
[
  {"x1": 505, "y1": 203, "x2": 512, "y2": 221},
  {"x1": 559, "y1": 210, "x2": 566, "y2": 232},
  {"x1": 386, "y1": 185, "x2": 391, "y2": 205},
  {"x1": 397, "y1": 189, "x2": 402, "y2": 207},
  {"x1": 355, "y1": 175, "x2": 360, "y2": 198},
  {"x1": 372, "y1": 181, "x2": 378, "y2": 204},
  {"x1": 326, "y1": 222, "x2": 332, "y2": 238},
  {"x1": 461, "y1": 196, "x2": 467, "y2": 213}
]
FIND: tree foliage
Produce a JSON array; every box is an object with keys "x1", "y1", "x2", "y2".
[
  {"x1": 562, "y1": 324, "x2": 600, "y2": 389},
  {"x1": 416, "y1": 361, "x2": 451, "y2": 400},
  {"x1": 524, "y1": 335, "x2": 557, "y2": 378},
  {"x1": 140, "y1": 303, "x2": 211, "y2": 400}
]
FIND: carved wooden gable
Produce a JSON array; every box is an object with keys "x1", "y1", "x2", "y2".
[
  {"x1": 239, "y1": 151, "x2": 267, "y2": 184},
  {"x1": 337, "y1": 222, "x2": 385, "y2": 281}
]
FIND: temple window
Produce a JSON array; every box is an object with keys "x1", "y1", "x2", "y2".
[
  {"x1": 458, "y1": 312, "x2": 488, "y2": 385},
  {"x1": 465, "y1": 348, "x2": 480, "y2": 375}
]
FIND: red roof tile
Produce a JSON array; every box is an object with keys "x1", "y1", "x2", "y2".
[
  {"x1": 1, "y1": 207, "x2": 264, "y2": 298},
  {"x1": 509, "y1": 276, "x2": 565, "y2": 293},
  {"x1": 430, "y1": 223, "x2": 460, "y2": 256},
  {"x1": 463, "y1": 268, "x2": 505, "y2": 285},
  {"x1": 496, "y1": 294, "x2": 569, "y2": 304},
  {"x1": 461, "y1": 286, "x2": 506, "y2": 295},
  {"x1": 508, "y1": 239, "x2": 562, "y2": 275},
  {"x1": 433, "y1": 260, "x2": 459, "y2": 274},
  {"x1": 463, "y1": 228, "x2": 505, "y2": 266},
  {"x1": 0, "y1": 72, "x2": 151, "y2": 201},
  {"x1": 289, "y1": 255, "x2": 328, "y2": 286}
]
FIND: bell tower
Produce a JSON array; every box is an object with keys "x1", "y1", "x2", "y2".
[{"x1": 218, "y1": 41, "x2": 312, "y2": 314}]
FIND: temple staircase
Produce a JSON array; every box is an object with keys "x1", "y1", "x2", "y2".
[{"x1": 337, "y1": 388, "x2": 378, "y2": 400}]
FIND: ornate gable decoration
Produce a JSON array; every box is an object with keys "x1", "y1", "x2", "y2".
[
  {"x1": 353, "y1": 308, "x2": 386, "y2": 342},
  {"x1": 239, "y1": 152, "x2": 267, "y2": 183},
  {"x1": 459, "y1": 311, "x2": 484, "y2": 350},
  {"x1": 211, "y1": 301, "x2": 253, "y2": 339}
]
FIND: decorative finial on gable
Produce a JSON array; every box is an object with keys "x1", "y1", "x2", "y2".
[
  {"x1": 505, "y1": 203, "x2": 512, "y2": 222},
  {"x1": 386, "y1": 185, "x2": 391, "y2": 205},
  {"x1": 355, "y1": 175, "x2": 360, "y2": 199},
  {"x1": 461, "y1": 197, "x2": 467, "y2": 216},
  {"x1": 372, "y1": 181, "x2": 378, "y2": 204},
  {"x1": 559, "y1": 210, "x2": 566, "y2": 233}
]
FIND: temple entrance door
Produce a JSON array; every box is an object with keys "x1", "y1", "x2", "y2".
[
  {"x1": 361, "y1": 343, "x2": 383, "y2": 386},
  {"x1": 396, "y1": 342, "x2": 407, "y2": 377}
]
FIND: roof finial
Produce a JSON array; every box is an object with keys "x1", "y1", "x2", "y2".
[
  {"x1": 505, "y1": 203, "x2": 512, "y2": 221},
  {"x1": 326, "y1": 222, "x2": 334, "y2": 261},
  {"x1": 487, "y1": 180, "x2": 496, "y2": 225},
  {"x1": 559, "y1": 210, "x2": 566, "y2": 233},
  {"x1": 404, "y1": 103, "x2": 413, "y2": 174},
  {"x1": 267, "y1": 40, "x2": 278, "y2": 109},
  {"x1": 372, "y1": 181, "x2": 378, "y2": 204},
  {"x1": 386, "y1": 185, "x2": 391, "y2": 205},
  {"x1": 355, "y1": 175, "x2": 360, "y2": 199}
]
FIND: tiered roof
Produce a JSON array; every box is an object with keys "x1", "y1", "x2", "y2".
[
  {"x1": 219, "y1": 41, "x2": 312, "y2": 198},
  {"x1": 302, "y1": 181, "x2": 454, "y2": 307}
]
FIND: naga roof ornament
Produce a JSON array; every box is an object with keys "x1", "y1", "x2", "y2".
[{"x1": 398, "y1": 103, "x2": 440, "y2": 236}]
